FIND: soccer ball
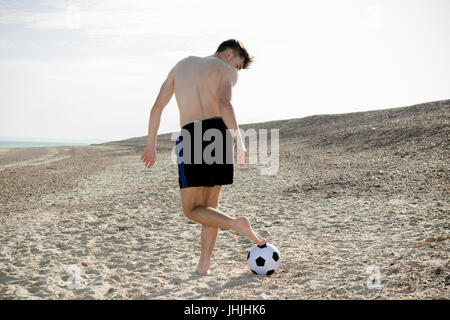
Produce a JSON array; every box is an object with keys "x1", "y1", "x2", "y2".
[{"x1": 247, "y1": 243, "x2": 281, "y2": 276}]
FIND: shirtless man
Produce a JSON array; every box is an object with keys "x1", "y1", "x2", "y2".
[{"x1": 141, "y1": 39, "x2": 267, "y2": 275}]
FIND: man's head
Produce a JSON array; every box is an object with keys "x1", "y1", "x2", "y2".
[{"x1": 214, "y1": 39, "x2": 254, "y2": 71}]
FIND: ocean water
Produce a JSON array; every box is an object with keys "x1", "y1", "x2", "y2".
[{"x1": 0, "y1": 139, "x2": 103, "y2": 149}]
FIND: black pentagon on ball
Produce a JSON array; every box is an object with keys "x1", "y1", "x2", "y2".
[
  {"x1": 266, "y1": 269, "x2": 275, "y2": 276},
  {"x1": 247, "y1": 252, "x2": 250, "y2": 261},
  {"x1": 251, "y1": 269, "x2": 258, "y2": 275},
  {"x1": 257, "y1": 244, "x2": 267, "y2": 249},
  {"x1": 255, "y1": 256, "x2": 266, "y2": 267},
  {"x1": 272, "y1": 251, "x2": 279, "y2": 262}
]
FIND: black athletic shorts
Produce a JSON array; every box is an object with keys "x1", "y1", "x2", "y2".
[{"x1": 175, "y1": 116, "x2": 234, "y2": 189}]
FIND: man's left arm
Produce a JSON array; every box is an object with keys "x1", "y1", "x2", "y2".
[{"x1": 141, "y1": 67, "x2": 175, "y2": 168}]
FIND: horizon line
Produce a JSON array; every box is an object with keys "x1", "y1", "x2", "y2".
[
  {"x1": 2, "y1": 97, "x2": 448, "y2": 144},
  {"x1": 0, "y1": 136, "x2": 109, "y2": 143}
]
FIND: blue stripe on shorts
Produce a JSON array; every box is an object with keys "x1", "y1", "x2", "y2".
[{"x1": 176, "y1": 137, "x2": 187, "y2": 188}]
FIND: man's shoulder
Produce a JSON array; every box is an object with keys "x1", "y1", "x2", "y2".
[
  {"x1": 177, "y1": 55, "x2": 236, "y2": 79},
  {"x1": 207, "y1": 59, "x2": 237, "y2": 83},
  {"x1": 210, "y1": 57, "x2": 236, "y2": 74},
  {"x1": 220, "y1": 64, "x2": 238, "y2": 85},
  {"x1": 200, "y1": 56, "x2": 237, "y2": 73}
]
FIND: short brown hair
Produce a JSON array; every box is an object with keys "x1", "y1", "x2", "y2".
[{"x1": 215, "y1": 39, "x2": 255, "y2": 69}]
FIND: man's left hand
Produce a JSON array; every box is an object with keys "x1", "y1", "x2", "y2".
[{"x1": 141, "y1": 146, "x2": 157, "y2": 168}]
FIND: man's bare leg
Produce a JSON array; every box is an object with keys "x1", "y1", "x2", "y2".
[
  {"x1": 188, "y1": 205, "x2": 267, "y2": 246},
  {"x1": 181, "y1": 186, "x2": 267, "y2": 275},
  {"x1": 196, "y1": 225, "x2": 218, "y2": 275},
  {"x1": 196, "y1": 186, "x2": 221, "y2": 275}
]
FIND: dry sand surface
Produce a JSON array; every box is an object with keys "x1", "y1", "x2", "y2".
[{"x1": 0, "y1": 99, "x2": 449, "y2": 300}]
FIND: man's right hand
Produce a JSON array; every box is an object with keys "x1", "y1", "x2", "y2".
[{"x1": 235, "y1": 142, "x2": 248, "y2": 166}]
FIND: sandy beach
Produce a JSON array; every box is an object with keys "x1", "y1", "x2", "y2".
[{"x1": 0, "y1": 99, "x2": 448, "y2": 300}]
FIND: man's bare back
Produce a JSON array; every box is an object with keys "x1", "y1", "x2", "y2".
[
  {"x1": 173, "y1": 55, "x2": 238, "y2": 128},
  {"x1": 141, "y1": 48, "x2": 246, "y2": 168}
]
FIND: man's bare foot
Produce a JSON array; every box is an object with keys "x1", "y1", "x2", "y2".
[
  {"x1": 196, "y1": 261, "x2": 211, "y2": 276},
  {"x1": 234, "y1": 217, "x2": 267, "y2": 246},
  {"x1": 195, "y1": 266, "x2": 211, "y2": 276}
]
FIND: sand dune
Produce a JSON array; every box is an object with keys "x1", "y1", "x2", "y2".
[{"x1": 0, "y1": 99, "x2": 448, "y2": 300}]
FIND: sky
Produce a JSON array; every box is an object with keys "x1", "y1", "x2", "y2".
[{"x1": 0, "y1": 0, "x2": 449, "y2": 142}]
